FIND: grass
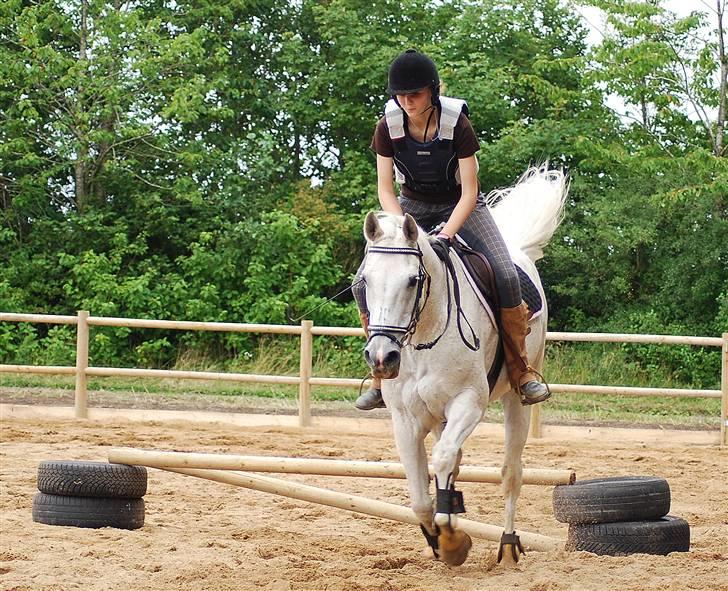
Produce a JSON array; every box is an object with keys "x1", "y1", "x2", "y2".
[{"x1": 0, "y1": 340, "x2": 722, "y2": 429}]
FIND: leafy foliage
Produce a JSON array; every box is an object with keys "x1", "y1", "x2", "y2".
[{"x1": 1, "y1": 0, "x2": 725, "y2": 386}]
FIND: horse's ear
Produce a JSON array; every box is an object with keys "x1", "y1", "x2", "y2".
[
  {"x1": 364, "y1": 211, "x2": 383, "y2": 242},
  {"x1": 402, "y1": 213, "x2": 418, "y2": 243}
]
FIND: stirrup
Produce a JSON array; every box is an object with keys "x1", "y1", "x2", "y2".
[
  {"x1": 354, "y1": 387, "x2": 385, "y2": 410},
  {"x1": 518, "y1": 367, "x2": 551, "y2": 406}
]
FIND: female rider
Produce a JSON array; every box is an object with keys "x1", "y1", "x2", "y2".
[{"x1": 353, "y1": 49, "x2": 549, "y2": 410}]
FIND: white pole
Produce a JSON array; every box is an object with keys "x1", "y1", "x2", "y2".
[
  {"x1": 74, "y1": 310, "x2": 89, "y2": 419},
  {"x1": 529, "y1": 404, "x2": 542, "y2": 439},
  {"x1": 299, "y1": 320, "x2": 313, "y2": 427},
  {"x1": 721, "y1": 332, "x2": 727, "y2": 447},
  {"x1": 158, "y1": 466, "x2": 564, "y2": 552},
  {"x1": 107, "y1": 448, "x2": 576, "y2": 485}
]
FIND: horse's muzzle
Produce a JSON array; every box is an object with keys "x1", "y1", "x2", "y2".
[{"x1": 364, "y1": 336, "x2": 401, "y2": 379}]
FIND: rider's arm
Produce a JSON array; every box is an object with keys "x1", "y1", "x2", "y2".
[
  {"x1": 439, "y1": 155, "x2": 478, "y2": 239},
  {"x1": 376, "y1": 154, "x2": 404, "y2": 215}
]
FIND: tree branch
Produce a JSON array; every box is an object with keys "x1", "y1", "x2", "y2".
[
  {"x1": 604, "y1": 104, "x2": 677, "y2": 157},
  {"x1": 662, "y1": 37, "x2": 719, "y2": 151}
]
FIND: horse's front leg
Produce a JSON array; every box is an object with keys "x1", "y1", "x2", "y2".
[
  {"x1": 497, "y1": 390, "x2": 531, "y2": 565},
  {"x1": 389, "y1": 409, "x2": 437, "y2": 556},
  {"x1": 431, "y1": 389, "x2": 484, "y2": 567}
]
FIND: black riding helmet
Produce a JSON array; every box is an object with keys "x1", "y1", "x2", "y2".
[{"x1": 387, "y1": 49, "x2": 440, "y2": 96}]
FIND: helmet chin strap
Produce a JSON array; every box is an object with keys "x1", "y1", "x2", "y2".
[{"x1": 422, "y1": 107, "x2": 435, "y2": 143}]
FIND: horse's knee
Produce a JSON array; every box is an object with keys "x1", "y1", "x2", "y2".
[
  {"x1": 431, "y1": 443, "x2": 459, "y2": 483},
  {"x1": 501, "y1": 463, "x2": 523, "y2": 495}
]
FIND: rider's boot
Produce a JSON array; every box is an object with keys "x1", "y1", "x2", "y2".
[
  {"x1": 500, "y1": 302, "x2": 550, "y2": 406},
  {"x1": 354, "y1": 312, "x2": 386, "y2": 410}
]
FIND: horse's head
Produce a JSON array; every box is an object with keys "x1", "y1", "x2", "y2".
[{"x1": 361, "y1": 211, "x2": 430, "y2": 379}]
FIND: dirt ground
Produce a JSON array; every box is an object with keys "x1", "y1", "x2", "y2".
[{"x1": 1, "y1": 414, "x2": 726, "y2": 591}]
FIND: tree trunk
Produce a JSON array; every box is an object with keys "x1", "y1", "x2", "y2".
[
  {"x1": 75, "y1": 158, "x2": 88, "y2": 214},
  {"x1": 75, "y1": 0, "x2": 90, "y2": 212},
  {"x1": 716, "y1": 0, "x2": 726, "y2": 156},
  {"x1": 640, "y1": 77, "x2": 649, "y2": 129}
]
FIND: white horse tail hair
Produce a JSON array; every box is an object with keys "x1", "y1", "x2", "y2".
[{"x1": 485, "y1": 163, "x2": 569, "y2": 262}]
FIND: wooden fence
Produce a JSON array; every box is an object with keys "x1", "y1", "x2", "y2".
[{"x1": 1, "y1": 311, "x2": 726, "y2": 445}]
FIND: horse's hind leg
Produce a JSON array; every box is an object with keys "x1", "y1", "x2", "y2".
[
  {"x1": 431, "y1": 389, "x2": 483, "y2": 567},
  {"x1": 498, "y1": 390, "x2": 531, "y2": 564}
]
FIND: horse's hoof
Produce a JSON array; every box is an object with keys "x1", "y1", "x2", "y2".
[
  {"x1": 497, "y1": 532, "x2": 525, "y2": 565},
  {"x1": 497, "y1": 543, "x2": 521, "y2": 566},
  {"x1": 437, "y1": 527, "x2": 472, "y2": 567}
]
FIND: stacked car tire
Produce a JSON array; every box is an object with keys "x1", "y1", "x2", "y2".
[
  {"x1": 32, "y1": 460, "x2": 147, "y2": 530},
  {"x1": 553, "y1": 476, "x2": 690, "y2": 556}
]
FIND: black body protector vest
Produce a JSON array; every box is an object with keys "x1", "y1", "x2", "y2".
[{"x1": 385, "y1": 96, "x2": 476, "y2": 196}]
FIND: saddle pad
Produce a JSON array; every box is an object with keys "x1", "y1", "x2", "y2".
[{"x1": 452, "y1": 254, "x2": 544, "y2": 322}]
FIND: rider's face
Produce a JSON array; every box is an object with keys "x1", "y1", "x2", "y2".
[{"x1": 396, "y1": 88, "x2": 432, "y2": 116}]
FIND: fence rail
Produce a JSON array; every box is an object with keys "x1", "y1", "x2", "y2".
[{"x1": 1, "y1": 311, "x2": 726, "y2": 446}]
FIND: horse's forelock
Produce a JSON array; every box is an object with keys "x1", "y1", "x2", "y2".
[
  {"x1": 370, "y1": 213, "x2": 407, "y2": 245},
  {"x1": 370, "y1": 214, "x2": 438, "y2": 260}
]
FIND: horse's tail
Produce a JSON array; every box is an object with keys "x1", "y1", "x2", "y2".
[{"x1": 486, "y1": 163, "x2": 569, "y2": 262}]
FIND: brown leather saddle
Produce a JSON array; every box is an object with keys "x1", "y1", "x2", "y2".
[{"x1": 450, "y1": 240, "x2": 543, "y2": 318}]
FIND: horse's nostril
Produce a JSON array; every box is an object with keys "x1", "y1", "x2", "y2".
[
  {"x1": 384, "y1": 350, "x2": 400, "y2": 366},
  {"x1": 364, "y1": 349, "x2": 372, "y2": 363}
]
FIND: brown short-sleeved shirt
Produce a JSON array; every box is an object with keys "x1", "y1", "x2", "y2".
[{"x1": 370, "y1": 112, "x2": 480, "y2": 203}]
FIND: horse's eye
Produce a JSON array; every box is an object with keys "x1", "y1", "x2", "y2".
[{"x1": 408, "y1": 275, "x2": 418, "y2": 288}]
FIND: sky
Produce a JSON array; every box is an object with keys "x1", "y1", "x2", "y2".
[
  {"x1": 573, "y1": 0, "x2": 721, "y2": 122},
  {"x1": 577, "y1": 0, "x2": 711, "y2": 45}
]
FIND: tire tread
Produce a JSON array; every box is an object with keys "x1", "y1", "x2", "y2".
[
  {"x1": 553, "y1": 476, "x2": 670, "y2": 524},
  {"x1": 566, "y1": 515, "x2": 690, "y2": 556},
  {"x1": 32, "y1": 492, "x2": 145, "y2": 530},
  {"x1": 37, "y1": 461, "x2": 147, "y2": 498}
]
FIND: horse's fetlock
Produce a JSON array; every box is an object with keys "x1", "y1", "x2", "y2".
[
  {"x1": 411, "y1": 500, "x2": 434, "y2": 525},
  {"x1": 435, "y1": 512, "x2": 457, "y2": 528}
]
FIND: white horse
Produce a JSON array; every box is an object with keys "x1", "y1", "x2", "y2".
[{"x1": 360, "y1": 166, "x2": 568, "y2": 566}]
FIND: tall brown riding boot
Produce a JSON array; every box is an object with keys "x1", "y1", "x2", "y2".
[
  {"x1": 354, "y1": 312, "x2": 385, "y2": 410},
  {"x1": 500, "y1": 302, "x2": 550, "y2": 405}
]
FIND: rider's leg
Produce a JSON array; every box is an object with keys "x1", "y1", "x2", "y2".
[
  {"x1": 351, "y1": 266, "x2": 385, "y2": 410},
  {"x1": 457, "y1": 196, "x2": 549, "y2": 405},
  {"x1": 354, "y1": 311, "x2": 385, "y2": 410},
  {"x1": 499, "y1": 303, "x2": 550, "y2": 404}
]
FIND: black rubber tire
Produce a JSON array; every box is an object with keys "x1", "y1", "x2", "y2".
[
  {"x1": 32, "y1": 493, "x2": 145, "y2": 529},
  {"x1": 37, "y1": 461, "x2": 147, "y2": 498},
  {"x1": 566, "y1": 515, "x2": 690, "y2": 556},
  {"x1": 552, "y1": 476, "x2": 670, "y2": 524}
]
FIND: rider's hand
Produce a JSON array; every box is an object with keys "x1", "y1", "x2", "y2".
[{"x1": 431, "y1": 232, "x2": 451, "y2": 258}]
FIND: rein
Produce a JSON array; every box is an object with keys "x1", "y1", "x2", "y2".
[{"x1": 429, "y1": 244, "x2": 480, "y2": 352}]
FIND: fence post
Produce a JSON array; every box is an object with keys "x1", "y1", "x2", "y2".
[
  {"x1": 298, "y1": 320, "x2": 313, "y2": 427},
  {"x1": 721, "y1": 332, "x2": 727, "y2": 447},
  {"x1": 75, "y1": 310, "x2": 90, "y2": 419},
  {"x1": 529, "y1": 403, "x2": 542, "y2": 439}
]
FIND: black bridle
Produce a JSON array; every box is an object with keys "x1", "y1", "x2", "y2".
[
  {"x1": 364, "y1": 243, "x2": 479, "y2": 352},
  {"x1": 365, "y1": 245, "x2": 432, "y2": 348}
]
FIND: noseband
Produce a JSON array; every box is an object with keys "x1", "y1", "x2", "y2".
[{"x1": 365, "y1": 245, "x2": 431, "y2": 348}]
